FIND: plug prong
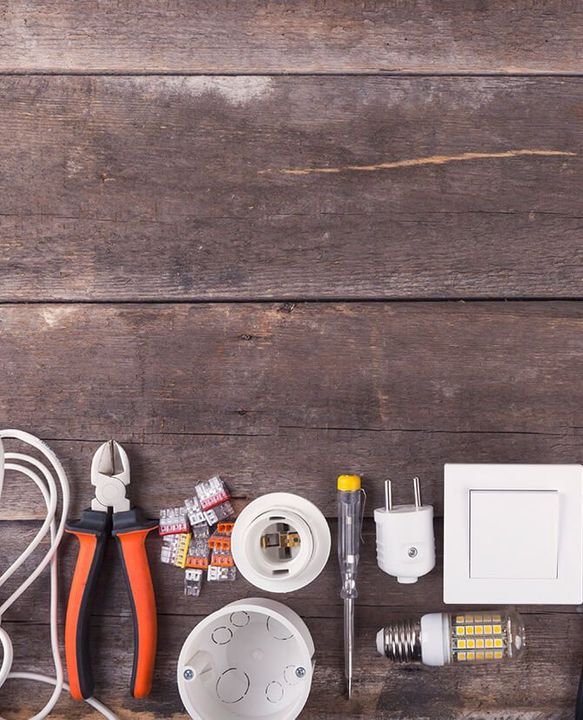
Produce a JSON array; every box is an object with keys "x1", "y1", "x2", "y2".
[
  {"x1": 385, "y1": 479, "x2": 393, "y2": 512},
  {"x1": 413, "y1": 476, "x2": 421, "y2": 508}
]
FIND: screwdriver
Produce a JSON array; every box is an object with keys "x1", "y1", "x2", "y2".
[{"x1": 337, "y1": 474, "x2": 365, "y2": 699}]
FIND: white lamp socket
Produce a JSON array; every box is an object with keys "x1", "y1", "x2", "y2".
[{"x1": 232, "y1": 492, "x2": 331, "y2": 593}]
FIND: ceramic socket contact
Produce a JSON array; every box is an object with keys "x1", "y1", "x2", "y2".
[{"x1": 374, "y1": 477, "x2": 435, "y2": 584}]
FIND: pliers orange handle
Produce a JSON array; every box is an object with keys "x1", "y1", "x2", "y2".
[
  {"x1": 65, "y1": 441, "x2": 157, "y2": 700},
  {"x1": 112, "y1": 509, "x2": 158, "y2": 698}
]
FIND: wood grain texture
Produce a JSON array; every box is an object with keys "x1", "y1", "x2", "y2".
[
  {"x1": 0, "y1": 76, "x2": 582, "y2": 300},
  {"x1": 2, "y1": 513, "x2": 583, "y2": 718},
  {"x1": 2, "y1": 517, "x2": 580, "y2": 622},
  {"x1": 2, "y1": 608, "x2": 582, "y2": 718},
  {"x1": 2, "y1": 301, "x2": 581, "y2": 716},
  {"x1": 1, "y1": 301, "x2": 583, "y2": 522},
  {"x1": 2, "y1": 2, "x2": 580, "y2": 717},
  {"x1": 1, "y1": 0, "x2": 583, "y2": 75}
]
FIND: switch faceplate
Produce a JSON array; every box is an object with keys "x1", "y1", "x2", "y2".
[
  {"x1": 444, "y1": 464, "x2": 583, "y2": 605},
  {"x1": 470, "y1": 489, "x2": 559, "y2": 580}
]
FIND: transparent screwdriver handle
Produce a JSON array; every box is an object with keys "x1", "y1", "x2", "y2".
[{"x1": 338, "y1": 486, "x2": 364, "y2": 600}]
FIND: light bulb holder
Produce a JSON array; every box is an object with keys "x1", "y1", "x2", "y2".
[{"x1": 232, "y1": 492, "x2": 331, "y2": 593}]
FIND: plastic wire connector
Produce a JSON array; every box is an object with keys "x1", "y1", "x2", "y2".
[
  {"x1": 210, "y1": 553, "x2": 235, "y2": 568},
  {"x1": 184, "y1": 526, "x2": 210, "y2": 570},
  {"x1": 184, "y1": 569, "x2": 204, "y2": 597},
  {"x1": 217, "y1": 522, "x2": 235, "y2": 535},
  {"x1": 184, "y1": 496, "x2": 205, "y2": 527},
  {"x1": 208, "y1": 532, "x2": 232, "y2": 552},
  {"x1": 159, "y1": 507, "x2": 189, "y2": 535},
  {"x1": 204, "y1": 500, "x2": 234, "y2": 525},
  {"x1": 195, "y1": 476, "x2": 231, "y2": 511},
  {"x1": 192, "y1": 476, "x2": 235, "y2": 525},
  {"x1": 160, "y1": 533, "x2": 192, "y2": 568},
  {"x1": 207, "y1": 565, "x2": 237, "y2": 582}
]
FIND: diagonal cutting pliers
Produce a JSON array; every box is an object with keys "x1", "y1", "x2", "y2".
[{"x1": 65, "y1": 440, "x2": 158, "y2": 700}]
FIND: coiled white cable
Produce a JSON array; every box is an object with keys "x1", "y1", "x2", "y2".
[{"x1": 0, "y1": 429, "x2": 118, "y2": 719}]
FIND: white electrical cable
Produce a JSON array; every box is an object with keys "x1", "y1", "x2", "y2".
[{"x1": 0, "y1": 429, "x2": 118, "y2": 719}]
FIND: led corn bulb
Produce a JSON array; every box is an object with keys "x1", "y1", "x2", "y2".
[{"x1": 376, "y1": 610, "x2": 525, "y2": 666}]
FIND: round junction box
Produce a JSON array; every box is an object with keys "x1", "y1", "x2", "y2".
[{"x1": 177, "y1": 598, "x2": 315, "y2": 720}]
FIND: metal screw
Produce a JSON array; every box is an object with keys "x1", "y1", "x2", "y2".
[
  {"x1": 183, "y1": 669, "x2": 194, "y2": 680},
  {"x1": 408, "y1": 547, "x2": 418, "y2": 558},
  {"x1": 295, "y1": 666, "x2": 306, "y2": 678}
]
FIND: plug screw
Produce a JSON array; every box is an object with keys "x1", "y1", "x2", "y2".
[
  {"x1": 408, "y1": 547, "x2": 418, "y2": 558},
  {"x1": 183, "y1": 669, "x2": 194, "y2": 680},
  {"x1": 295, "y1": 666, "x2": 306, "y2": 678}
]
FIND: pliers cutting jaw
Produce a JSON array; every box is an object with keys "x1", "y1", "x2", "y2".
[
  {"x1": 65, "y1": 441, "x2": 157, "y2": 701},
  {"x1": 90, "y1": 439, "x2": 130, "y2": 513}
]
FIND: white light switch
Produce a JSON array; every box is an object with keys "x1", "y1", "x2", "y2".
[
  {"x1": 444, "y1": 464, "x2": 583, "y2": 605},
  {"x1": 470, "y1": 489, "x2": 559, "y2": 580}
]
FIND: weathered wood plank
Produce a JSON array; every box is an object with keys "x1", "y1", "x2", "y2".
[
  {"x1": 1, "y1": 1, "x2": 583, "y2": 75},
  {"x1": 1, "y1": 302, "x2": 583, "y2": 521},
  {"x1": 0, "y1": 76, "x2": 582, "y2": 300},
  {"x1": 2, "y1": 518, "x2": 579, "y2": 625},
  {"x1": 2, "y1": 611, "x2": 581, "y2": 718},
  {"x1": 2, "y1": 301, "x2": 582, "y2": 715}
]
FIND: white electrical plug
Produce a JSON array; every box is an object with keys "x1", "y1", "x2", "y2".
[{"x1": 374, "y1": 477, "x2": 435, "y2": 584}]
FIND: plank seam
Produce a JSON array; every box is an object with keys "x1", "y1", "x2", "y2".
[
  {"x1": 0, "y1": 298, "x2": 582, "y2": 305},
  {"x1": 1, "y1": 71, "x2": 583, "y2": 78}
]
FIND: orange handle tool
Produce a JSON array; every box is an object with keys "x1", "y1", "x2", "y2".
[
  {"x1": 65, "y1": 510, "x2": 109, "y2": 700},
  {"x1": 113, "y1": 509, "x2": 158, "y2": 698}
]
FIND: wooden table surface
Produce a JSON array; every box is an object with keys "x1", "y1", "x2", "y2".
[{"x1": 1, "y1": 2, "x2": 583, "y2": 718}]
